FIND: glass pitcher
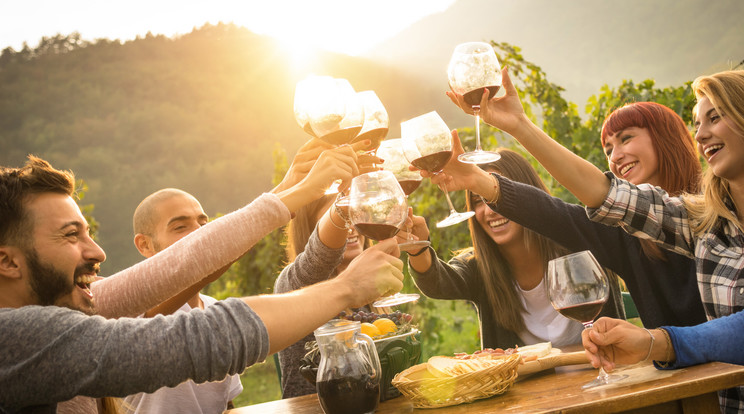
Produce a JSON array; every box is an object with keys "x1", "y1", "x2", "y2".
[{"x1": 314, "y1": 319, "x2": 381, "y2": 414}]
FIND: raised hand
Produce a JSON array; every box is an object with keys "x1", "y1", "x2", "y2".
[
  {"x1": 336, "y1": 238, "x2": 404, "y2": 307},
  {"x1": 395, "y1": 209, "x2": 429, "y2": 253},
  {"x1": 272, "y1": 138, "x2": 334, "y2": 193},
  {"x1": 417, "y1": 130, "x2": 496, "y2": 198},
  {"x1": 302, "y1": 145, "x2": 360, "y2": 196},
  {"x1": 274, "y1": 138, "x2": 376, "y2": 193},
  {"x1": 446, "y1": 67, "x2": 527, "y2": 136}
]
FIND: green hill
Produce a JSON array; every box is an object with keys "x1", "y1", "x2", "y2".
[{"x1": 0, "y1": 23, "x2": 448, "y2": 273}]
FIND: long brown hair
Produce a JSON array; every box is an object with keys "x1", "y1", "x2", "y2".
[
  {"x1": 687, "y1": 70, "x2": 744, "y2": 234},
  {"x1": 285, "y1": 194, "x2": 337, "y2": 262},
  {"x1": 284, "y1": 193, "x2": 372, "y2": 265},
  {"x1": 600, "y1": 102, "x2": 702, "y2": 260},
  {"x1": 464, "y1": 149, "x2": 569, "y2": 333}
]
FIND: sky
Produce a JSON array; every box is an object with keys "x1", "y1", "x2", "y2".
[{"x1": 0, "y1": 0, "x2": 456, "y2": 56}]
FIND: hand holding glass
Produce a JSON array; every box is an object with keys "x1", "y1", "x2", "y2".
[
  {"x1": 349, "y1": 170, "x2": 420, "y2": 307},
  {"x1": 376, "y1": 138, "x2": 430, "y2": 249},
  {"x1": 401, "y1": 111, "x2": 475, "y2": 228}
]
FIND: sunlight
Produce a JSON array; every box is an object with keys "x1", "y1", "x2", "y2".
[
  {"x1": 277, "y1": 37, "x2": 321, "y2": 74},
  {"x1": 233, "y1": 0, "x2": 456, "y2": 56}
]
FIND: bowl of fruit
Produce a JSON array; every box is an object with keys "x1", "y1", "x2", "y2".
[{"x1": 300, "y1": 309, "x2": 421, "y2": 401}]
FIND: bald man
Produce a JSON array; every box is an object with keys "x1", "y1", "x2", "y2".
[{"x1": 126, "y1": 188, "x2": 242, "y2": 413}]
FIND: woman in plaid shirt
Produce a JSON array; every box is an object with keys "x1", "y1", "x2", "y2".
[{"x1": 447, "y1": 68, "x2": 744, "y2": 413}]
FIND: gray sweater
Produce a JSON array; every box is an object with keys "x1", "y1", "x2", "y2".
[
  {"x1": 0, "y1": 298, "x2": 269, "y2": 414},
  {"x1": 274, "y1": 225, "x2": 345, "y2": 398}
]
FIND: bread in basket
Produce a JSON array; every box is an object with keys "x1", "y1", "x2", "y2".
[{"x1": 391, "y1": 352, "x2": 521, "y2": 408}]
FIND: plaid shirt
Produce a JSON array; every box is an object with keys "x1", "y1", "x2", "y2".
[{"x1": 588, "y1": 174, "x2": 744, "y2": 413}]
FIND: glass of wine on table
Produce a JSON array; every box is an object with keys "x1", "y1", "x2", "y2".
[
  {"x1": 547, "y1": 250, "x2": 628, "y2": 389},
  {"x1": 401, "y1": 111, "x2": 475, "y2": 228},
  {"x1": 376, "y1": 138, "x2": 430, "y2": 250},
  {"x1": 447, "y1": 41, "x2": 503, "y2": 164},
  {"x1": 349, "y1": 170, "x2": 420, "y2": 307}
]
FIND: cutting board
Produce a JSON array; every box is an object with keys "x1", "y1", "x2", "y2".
[{"x1": 517, "y1": 349, "x2": 589, "y2": 377}]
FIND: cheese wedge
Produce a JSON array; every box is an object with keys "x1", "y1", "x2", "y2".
[{"x1": 516, "y1": 342, "x2": 552, "y2": 360}]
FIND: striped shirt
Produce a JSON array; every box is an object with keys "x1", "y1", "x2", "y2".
[{"x1": 587, "y1": 173, "x2": 744, "y2": 413}]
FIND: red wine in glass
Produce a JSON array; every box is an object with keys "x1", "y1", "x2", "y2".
[
  {"x1": 352, "y1": 127, "x2": 388, "y2": 152},
  {"x1": 319, "y1": 126, "x2": 363, "y2": 146},
  {"x1": 398, "y1": 179, "x2": 421, "y2": 196},
  {"x1": 556, "y1": 299, "x2": 607, "y2": 323},
  {"x1": 352, "y1": 222, "x2": 401, "y2": 241},
  {"x1": 462, "y1": 85, "x2": 501, "y2": 107},
  {"x1": 410, "y1": 150, "x2": 453, "y2": 174}
]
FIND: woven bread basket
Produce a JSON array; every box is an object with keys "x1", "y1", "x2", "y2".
[{"x1": 391, "y1": 353, "x2": 521, "y2": 408}]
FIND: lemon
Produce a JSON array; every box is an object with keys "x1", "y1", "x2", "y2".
[
  {"x1": 373, "y1": 318, "x2": 397, "y2": 335},
  {"x1": 360, "y1": 322, "x2": 381, "y2": 338}
]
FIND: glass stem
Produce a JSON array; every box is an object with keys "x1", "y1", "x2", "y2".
[
  {"x1": 405, "y1": 196, "x2": 414, "y2": 242},
  {"x1": 583, "y1": 321, "x2": 610, "y2": 385},
  {"x1": 440, "y1": 181, "x2": 458, "y2": 213},
  {"x1": 473, "y1": 105, "x2": 483, "y2": 152}
]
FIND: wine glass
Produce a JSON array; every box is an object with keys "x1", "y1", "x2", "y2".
[
  {"x1": 294, "y1": 75, "x2": 333, "y2": 137},
  {"x1": 376, "y1": 138, "x2": 430, "y2": 249},
  {"x1": 447, "y1": 42, "x2": 502, "y2": 164},
  {"x1": 547, "y1": 250, "x2": 628, "y2": 389},
  {"x1": 336, "y1": 90, "x2": 390, "y2": 207},
  {"x1": 353, "y1": 90, "x2": 389, "y2": 152},
  {"x1": 308, "y1": 78, "x2": 364, "y2": 146},
  {"x1": 401, "y1": 111, "x2": 475, "y2": 228},
  {"x1": 348, "y1": 170, "x2": 420, "y2": 307},
  {"x1": 294, "y1": 76, "x2": 364, "y2": 194}
]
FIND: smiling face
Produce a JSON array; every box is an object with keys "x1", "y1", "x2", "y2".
[
  {"x1": 147, "y1": 193, "x2": 209, "y2": 255},
  {"x1": 24, "y1": 193, "x2": 105, "y2": 314},
  {"x1": 604, "y1": 127, "x2": 662, "y2": 186},
  {"x1": 471, "y1": 195, "x2": 524, "y2": 248},
  {"x1": 695, "y1": 96, "x2": 744, "y2": 183}
]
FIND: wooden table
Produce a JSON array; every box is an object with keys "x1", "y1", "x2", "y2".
[{"x1": 227, "y1": 361, "x2": 744, "y2": 414}]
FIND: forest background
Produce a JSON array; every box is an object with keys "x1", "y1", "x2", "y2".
[{"x1": 1, "y1": 3, "x2": 742, "y2": 406}]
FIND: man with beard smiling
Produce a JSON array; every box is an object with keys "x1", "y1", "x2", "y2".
[{"x1": 0, "y1": 155, "x2": 404, "y2": 413}]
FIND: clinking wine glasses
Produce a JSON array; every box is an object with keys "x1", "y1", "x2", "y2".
[
  {"x1": 348, "y1": 170, "x2": 420, "y2": 307},
  {"x1": 308, "y1": 78, "x2": 365, "y2": 146},
  {"x1": 293, "y1": 75, "x2": 365, "y2": 194},
  {"x1": 447, "y1": 42, "x2": 502, "y2": 164},
  {"x1": 547, "y1": 250, "x2": 628, "y2": 389},
  {"x1": 376, "y1": 138, "x2": 430, "y2": 249},
  {"x1": 401, "y1": 111, "x2": 475, "y2": 228},
  {"x1": 353, "y1": 90, "x2": 389, "y2": 152}
]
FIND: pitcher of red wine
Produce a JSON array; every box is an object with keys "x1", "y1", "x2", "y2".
[{"x1": 314, "y1": 320, "x2": 382, "y2": 414}]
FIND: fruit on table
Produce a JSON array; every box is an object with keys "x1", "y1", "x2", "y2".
[
  {"x1": 337, "y1": 310, "x2": 413, "y2": 325},
  {"x1": 360, "y1": 322, "x2": 381, "y2": 337},
  {"x1": 373, "y1": 318, "x2": 397, "y2": 335}
]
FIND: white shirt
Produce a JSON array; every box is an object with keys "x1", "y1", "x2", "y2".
[
  {"x1": 124, "y1": 294, "x2": 243, "y2": 414},
  {"x1": 517, "y1": 279, "x2": 584, "y2": 347}
]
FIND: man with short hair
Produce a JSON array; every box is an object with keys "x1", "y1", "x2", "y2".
[
  {"x1": 0, "y1": 154, "x2": 403, "y2": 413},
  {"x1": 125, "y1": 188, "x2": 242, "y2": 413}
]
